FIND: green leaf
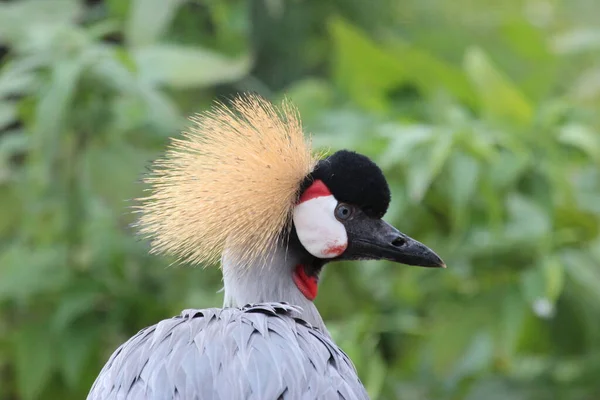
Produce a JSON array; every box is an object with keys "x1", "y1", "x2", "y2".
[
  {"x1": 488, "y1": 150, "x2": 530, "y2": 189},
  {"x1": 377, "y1": 124, "x2": 435, "y2": 169},
  {"x1": 125, "y1": 0, "x2": 184, "y2": 47},
  {"x1": 0, "y1": 0, "x2": 79, "y2": 46},
  {"x1": 465, "y1": 378, "x2": 528, "y2": 400},
  {"x1": 0, "y1": 65, "x2": 37, "y2": 97},
  {"x1": 521, "y1": 261, "x2": 560, "y2": 319},
  {"x1": 571, "y1": 66, "x2": 600, "y2": 101},
  {"x1": 464, "y1": 47, "x2": 534, "y2": 126},
  {"x1": 497, "y1": 288, "x2": 527, "y2": 360},
  {"x1": 0, "y1": 185, "x2": 19, "y2": 239},
  {"x1": 52, "y1": 290, "x2": 100, "y2": 334},
  {"x1": 132, "y1": 45, "x2": 252, "y2": 89},
  {"x1": 137, "y1": 83, "x2": 183, "y2": 132},
  {"x1": 33, "y1": 57, "x2": 87, "y2": 160},
  {"x1": 365, "y1": 350, "x2": 386, "y2": 399},
  {"x1": 552, "y1": 28, "x2": 600, "y2": 55},
  {"x1": 328, "y1": 17, "x2": 406, "y2": 111},
  {"x1": 505, "y1": 194, "x2": 551, "y2": 242},
  {"x1": 450, "y1": 331, "x2": 494, "y2": 382},
  {"x1": 448, "y1": 153, "x2": 479, "y2": 229},
  {"x1": 542, "y1": 257, "x2": 564, "y2": 301},
  {"x1": 279, "y1": 78, "x2": 335, "y2": 122},
  {"x1": 0, "y1": 130, "x2": 28, "y2": 183},
  {"x1": 90, "y1": 46, "x2": 138, "y2": 92},
  {"x1": 0, "y1": 246, "x2": 70, "y2": 302},
  {"x1": 520, "y1": 268, "x2": 546, "y2": 305},
  {"x1": 428, "y1": 303, "x2": 494, "y2": 377},
  {"x1": 388, "y1": 39, "x2": 477, "y2": 107},
  {"x1": 0, "y1": 101, "x2": 17, "y2": 130},
  {"x1": 558, "y1": 123, "x2": 600, "y2": 163},
  {"x1": 407, "y1": 130, "x2": 454, "y2": 201},
  {"x1": 14, "y1": 322, "x2": 55, "y2": 400},
  {"x1": 59, "y1": 325, "x2": 99, "y2": 388},
  {"x1": 310, "y1": 110, "x2": 378, "y2": 151},
  {"x1": 500, "y1": 20, "x2": 556, "y2": 100},
  {"x1": 501, "y1": 20, "x2": 552, "y2": 61},
  {"x1": 563, "y1": 250, "x2": 600, "y2": 304},
  {"x1": 106, "y1": 0, "x2": 131, "y2": 19}
]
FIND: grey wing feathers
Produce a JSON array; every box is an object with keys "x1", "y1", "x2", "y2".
[{"x1": 87, "y1": 303, "x2": 369, "y2": 400}]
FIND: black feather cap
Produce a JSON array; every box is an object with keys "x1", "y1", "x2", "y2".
[{"x1": 304, "y1": 150, "x2": 391, "y2": 219}]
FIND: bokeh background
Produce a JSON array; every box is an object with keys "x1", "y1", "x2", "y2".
[{"x1": 1, "y1": 0, "x2": 600, "y2": 399}]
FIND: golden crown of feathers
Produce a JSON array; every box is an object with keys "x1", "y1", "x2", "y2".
[{"x1": 135, "y1": 94, "x2": 318, "y2": 267}]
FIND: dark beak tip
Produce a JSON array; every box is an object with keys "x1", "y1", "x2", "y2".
[
  {"x1": 433, "y1": 255, "x2": 446, "y2": 268},
  {"x1": 425, "y1": 260, "x2": 446, "y2": 268},
  {"x1": 421, "y1": 253, "x2": 446, "y2": 269}
]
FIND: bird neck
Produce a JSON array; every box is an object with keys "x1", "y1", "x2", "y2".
[{"x1": 221, "y1": 237, "x2": 328, "y2": 334}]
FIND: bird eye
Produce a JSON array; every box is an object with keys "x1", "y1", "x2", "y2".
[{"x1": 334, "y1": 203, "x2": 353, "y2": 221}]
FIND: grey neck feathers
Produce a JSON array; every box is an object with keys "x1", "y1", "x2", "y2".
[{"x1": 221, "y1": 243, "x2": 328, "y2": 335}]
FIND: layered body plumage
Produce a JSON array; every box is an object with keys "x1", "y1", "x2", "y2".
[
  {"x1": 88, "y1": 304, "x2": 367, "y2": 400},
  {"x1": 88, "y1": 94, "x2": 445, "y2": 400}
]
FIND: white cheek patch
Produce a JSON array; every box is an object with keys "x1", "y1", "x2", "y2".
[{"x1": 293, "y1": 195, "x2": 348, "y2": 258}]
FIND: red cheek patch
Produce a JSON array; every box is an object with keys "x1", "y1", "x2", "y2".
[
  {"x1": 298, "y1": 180, "x2": 331, "y2": 204},
  {"x1": 323, "y1": 242, "x2": 347, "y2": 257}
]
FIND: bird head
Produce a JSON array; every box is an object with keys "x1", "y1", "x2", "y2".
[
  {"x1": 294, "y1": 150, "x2": 444, "y2": 267},
  {"x1": 290, "y1": 150, "x2": 444, "y2": 300},
  {"x1": 136, "y1": 94, "x2": 444, "y2": 301}
]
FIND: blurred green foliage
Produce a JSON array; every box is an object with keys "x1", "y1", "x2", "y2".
[{"x1": 1, "y1": 0, "x2": 600, "y2": 399}]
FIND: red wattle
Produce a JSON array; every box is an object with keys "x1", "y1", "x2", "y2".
[
  {"x1": 292, "y1": 264, "x2": 318, "y2": 301},
  {"x1": 298, "y1": 180, "x2": 331, "y2": 204}
]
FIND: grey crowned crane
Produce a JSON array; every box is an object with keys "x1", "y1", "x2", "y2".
[{"x1": 87, "y1": 94, "x2": 445, "y2": 400}]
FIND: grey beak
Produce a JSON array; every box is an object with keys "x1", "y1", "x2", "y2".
[{"x1": 344, "y1": 218, "x2": 446, "y2": 268}]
